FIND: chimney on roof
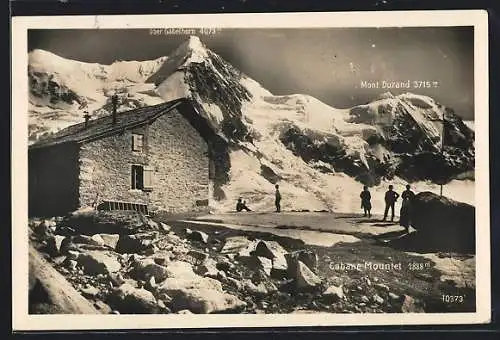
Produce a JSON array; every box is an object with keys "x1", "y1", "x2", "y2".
[
  {"x1": 111, "y1": 93, "x2": 118, "y2": 124},
  {"x1": 83, "y1": 111, "x2": 91, "y2": 129}
]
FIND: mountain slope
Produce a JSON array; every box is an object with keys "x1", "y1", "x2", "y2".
[
  {"x1": 28, "y1": 36, "x2": 475, "y2": 213},
  {"x1": 28, "y1": 49, "x2": 167, "y2": 142}
]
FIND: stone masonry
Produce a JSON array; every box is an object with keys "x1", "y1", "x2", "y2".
[{"x1": 79, "y1": 107, "x2": 210, "y2": 213}]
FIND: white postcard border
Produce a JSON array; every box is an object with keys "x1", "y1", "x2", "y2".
[{"x1": 11, "y1": 10, "x2": 490, "y2": 330}]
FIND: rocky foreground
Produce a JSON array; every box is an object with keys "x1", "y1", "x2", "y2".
[{"x1": 28, "y1": 209, "x2": 473, "y2": 315}]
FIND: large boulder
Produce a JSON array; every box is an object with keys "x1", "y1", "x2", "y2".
[
  {"x1": 159, "y1": 222, "x2": 172, "y2": 232},
  {"x1": 131, "y1": 259, "x2": 170, "y2": 283},
  {"x1": 159, "y1": 276, "x2": 223, "y2": 294},
  {"x1": 253, "y1": 241, "x2": 288, "y2": 276},
  {"x1": 152, "y1": 251, "x2": 173, "y2": 266},
  {"x1": 77, "y1": 250, "x2": 121, "y2": 275},
  {"x1": 90, "y1": 234, "x2": 105, "y2": 247},
  {"x1": 159, "y1": 272, "x2": 244, "y2": 313},
  {"x1": 34, "y1": 220, "x2": 54, "y2": 240},
  {"x1": 29, "y1": 245, "x2": 100, "y2": 314},
  {"x1": 29, "y1": 218, "x2": 42, "y2": 231},
  {"x1": 372, "y1": 294, "x2": 384, "y2": 305},
  {"x1": 195, "y1": 259, "x2": 219, "y2": 278},
  {"x1": 243, "y1": 280, "x2": 268, "y2": 297},
  {"x1": 322, "y1": 285, "x2": 344, "y2": 302},
  {"x1": 144, "y1": 276, "x2": 157, "y2": 292},
  {"x1": 164, "y1": 261, "x2": 198, "y2": 279},
  {"x1": 286, "y1": 250, "x2": 318, "y2": 272},
  {"x1": 186, "y1": 229, "x2": 209, "y2": 244},
  {"x1": 400, "y1": 294, "x2": 425, "y2": 313},
  {"x1": 186, "y1": 250, "x2": 209, "y2": 265},
  {"x1": 93, "y1": 301, "x2": 113, "y2": 314},
  {"x1": 158, "y1": 269, "x2": 246, "y2": 314},
  {"x1": 284, "y1": 250, "x2": 319, "y2": 281},
  {"x1": 80, "y1": 285, "x2": 100, "y2": 298},
  {"x1": 168, "y1": 289, "x2": 246, "y2": 314},
  {"x1": 215, "y1": 258, "x2": 234, "y2": 272},
  {"x1": 253, "y1": 241, "x2": 287, "y2": 259},
  {"x1": 72, "y1": 235, "x2": 105, "y2": 247},
  {"x1": 98, "y1": 234, "x2": 120, "y2": 250},
  {"x1": 116, "y1": 231, "x2": 159, "y2": 254},
  {"x1": 243, "y1": 279, "x2": 278, "y2": 298},
  {"x1": 64, "y1": 211, "x2": 149, "y2": 236},
  {"x1": 396, "y1": 192, "x2": 475, "y2": 252},
  {"x1": 293, "y1": 261, "x2": 322, "y2": 291},
  {"x1": 220, "y1": 236, "x2": 256, "y2": 255},
  {"x1": 147, "y1": 219, "x2": 159, "y2": 230},
  {"x1": 108, "y1": 283, "x2": 160, "y2": 314},
  {"x1": 45, "y1": 235, "x2": 68, "y2": 256},
  {"x1": 374, "y1": 283, "x2": 390, "y2": 292},
  {"x1": 238, "y1": 255, "x2": 273, "y2": 276}
]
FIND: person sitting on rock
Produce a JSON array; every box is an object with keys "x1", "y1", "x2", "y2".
[
  {"x1": 236, "y1": 198, "x2": 252, "y2": 212},
  {"x1": 360, "y1": 185, "x2": 372, "y2": 218},
  {"x1": 383, "y1": 185, "x2": 399, "y2": 222}
]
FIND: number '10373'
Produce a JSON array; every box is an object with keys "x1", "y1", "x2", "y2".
[{"x1": 442, "y1": 295, "x2": 465, "y2": 303}]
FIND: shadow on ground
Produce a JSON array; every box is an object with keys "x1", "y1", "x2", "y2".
[{"x1": 381, "y1": 230, "x2": 475, "y2": 254}]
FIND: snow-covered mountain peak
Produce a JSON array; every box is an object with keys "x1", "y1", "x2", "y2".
[
  {"x1": 377, "y1": 91, "x2": 396, "y2": 100},
  {"x1": 29, "y1": 48, "x2": 167, "y2": 85},
  {"x1": 150, "y1": 36, "x2": 259, "y2": 140},
  {"x1": 29, "y1": 49, "x2": 67, "y2": 68},
  {"x1": 145, "y1": 36, "x2": 214, "y2": 86},
  {"x1": 171, "y1": 35, "x2": 211, "y2": 66},
  {"x1": 185, "y1": 35, "x2": 208, "y2": 58}
]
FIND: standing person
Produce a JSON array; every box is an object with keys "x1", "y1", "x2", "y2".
[
  {"x1": 399, "y1": 184, "x2": 415, "y2": 232},
  {"x1": 383, "y1": 185, "x2": 399, "y2": 222},
  {"x1": 360, "y1": 185, "x2": 372, "y2": 218},
  {"x1": 275, "y1": 184, "x2": 282, "y2": 212},
  {"x1": 401, "y1": 184, "x2": 415, "y2": 202}
]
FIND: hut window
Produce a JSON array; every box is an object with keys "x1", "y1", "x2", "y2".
[
  {"x1": 132, "y1": 134, "x2": 144, "y2": 152},
  {"x1": 131, "y1": 165, "x2": 153, "y2": 191},
  {"x1": 131, "y1": 165, "x2": 143, "y2": 190}
]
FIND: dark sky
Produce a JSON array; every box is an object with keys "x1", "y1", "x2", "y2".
[{"x1": 28, "y1": 27, "x2": 474, "y2": 119}]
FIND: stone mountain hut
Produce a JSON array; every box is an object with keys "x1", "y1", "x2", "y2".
[{"x1": 29, "y1": 98, "x2": 218, "y2": 217}]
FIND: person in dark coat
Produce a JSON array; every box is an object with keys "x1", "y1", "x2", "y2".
[
  {"x1": 401, "y1": 184, "x2": 416, "y2": 202},
  {"x1": 360, "y1": 185, "x2": 372, "y2": 218},
  {"x1": 399, "y1": 184, "x2": 415, "y2": 231},
  {"x1": 236, "y1": 198, "x2": 252, "y2": 212},
  {"x1": 383, "y1": 185, "x2": 399, "y2": 222},
  {"x1": 275, "y1": 184, "x2": 282, "y2": 212}
]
